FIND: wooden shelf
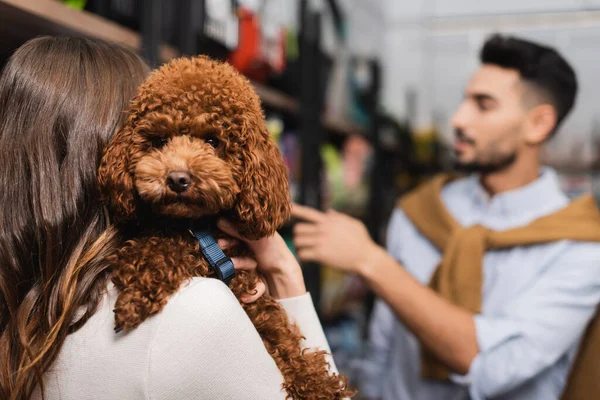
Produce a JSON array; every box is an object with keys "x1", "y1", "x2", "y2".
[
  {"x1": 0, "y1": 0, "x2": 363, "y2": 136},
  {"x1": 252, "y1": 81, "x2": 300, "y2": 114},
  {"x1": 0, "y1": 0, "x2": 178, "y2": 61}
]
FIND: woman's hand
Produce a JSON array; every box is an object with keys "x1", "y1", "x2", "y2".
[{"x1": 217, "y1": 219, "x2": 307, "y2": 301}]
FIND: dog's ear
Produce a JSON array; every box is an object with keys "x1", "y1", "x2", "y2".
[
  {"x1": 234, "y1": 117, "x2": 291, "y2": 240},
  {"x1": 98, "y1": 125, "x2": 137, "y2": 221}
]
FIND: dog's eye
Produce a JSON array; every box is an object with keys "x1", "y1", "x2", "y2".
[
  {"x1": 205, "y1": 136, "x2": 220, "y2": 149},
  {"x1": 150, "y1": 136, "x2": 169, "y2": 148}
]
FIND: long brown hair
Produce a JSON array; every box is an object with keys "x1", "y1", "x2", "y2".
[{"x1": 0, "y1": 36, "x2": 149, "y2": 399}]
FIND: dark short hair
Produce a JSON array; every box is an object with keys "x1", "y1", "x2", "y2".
[{"x1": 480, "y1": 34, "x2": 577, "y2": 135}]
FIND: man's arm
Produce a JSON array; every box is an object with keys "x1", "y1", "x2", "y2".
[{"x1": 360, "y1": 246, "x2": 478, "y2": 375}]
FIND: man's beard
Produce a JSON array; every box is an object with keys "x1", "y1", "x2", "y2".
[
  {"x1": 452, "y1": 150, "x2": 517, "y2": 174},
  {"x1": 452, "y1": 129, "x2": 518, "y2": 174}
]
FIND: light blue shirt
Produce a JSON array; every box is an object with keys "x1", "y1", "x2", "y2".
[{"x1": 360, "y1": 168, "x2": 600, "y2": 400}]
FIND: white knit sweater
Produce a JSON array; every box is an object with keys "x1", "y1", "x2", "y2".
[{"x1": 32, "y1": 278, "x2": 339, "y2": 399}]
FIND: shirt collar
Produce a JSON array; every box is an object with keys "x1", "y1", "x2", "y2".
[{"x1": 465, "y1": 167, "x2": 568, "y2": 218}]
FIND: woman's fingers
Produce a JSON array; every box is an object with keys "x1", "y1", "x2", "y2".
[
  {"x1": 230, "y1": 256, "x2": 258, "y2": 272},
  {"x1": 241, "y1": 278, "x2": 267, "y2": 303},
  {"x1": 230, "y1": 256, "x2": 267, "y2": 303},
  {"x1": 217, "y1": 219, "x2": 244, "y2": 241},
  {"x1": 229, "y1": 256, "x2": 268, "y2": 303},
  {"x1": 217, "y1": 238, "x2": 239, "y2": 250}
]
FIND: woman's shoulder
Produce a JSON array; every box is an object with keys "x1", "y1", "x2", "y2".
[
  {"x1": 160, "y1": 277, "x2": 244, "y2": 325},
  {"x1": 170, "y1": 276, "x2": 237, "y2": 302},
  {"x1": 148, "y1": 277, "x2": 257, "y2": 372},
  {"x1": 147, "y1": 278, "x2": 286, "y2": 399},
  {"x1": 152, "y1": 276, "x2": 258, "y2": 344}
]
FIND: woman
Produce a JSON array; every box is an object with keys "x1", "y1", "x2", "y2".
[
  {"x1": 0, "y1": 35, "x2": 149, "y2": 399},
  {"x1": 0, "y1": 36, "x2": 335, "y2": 400}
]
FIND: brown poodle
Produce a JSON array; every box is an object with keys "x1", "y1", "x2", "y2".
[{"x1": 97, "y1": 56, "x2": 354, "y2": 399}]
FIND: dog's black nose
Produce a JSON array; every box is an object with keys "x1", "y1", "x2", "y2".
[{"x1": 166, "y1": 171, "x2": 192, "y2": 193}]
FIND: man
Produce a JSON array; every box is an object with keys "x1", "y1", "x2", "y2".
[{"x1": 292, "y1": 34, "x2": 600, "y2": 400}]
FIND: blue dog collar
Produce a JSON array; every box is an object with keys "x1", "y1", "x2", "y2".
[{"x1": 191, "y1": 230, "x2": 236, "y2": 285}]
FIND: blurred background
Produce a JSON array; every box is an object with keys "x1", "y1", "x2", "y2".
[{"x1": 2, "y1": 0, "x2": 600, "y2": 390}]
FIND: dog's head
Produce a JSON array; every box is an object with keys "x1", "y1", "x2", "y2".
[{"x1": 98, "y1": 56, "x2": 291, "y2": 240}]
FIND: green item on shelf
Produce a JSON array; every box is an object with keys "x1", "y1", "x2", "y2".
[
  {"x1": 286, "y1": 29, "x2": 299, "y2": 61},
  {"x1": 266, "y1": 115, "x2": 284, "y2": 143},
  {"x1": 62, "y1": 0, "x2": 87, "y2": 10}
]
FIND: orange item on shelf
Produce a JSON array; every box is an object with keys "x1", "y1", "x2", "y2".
[
  {"x1": 228, "y1": 7, "x2": 267, "y2": 81},
  {"x1": 228, "y1": 5, "x2": 286, "y2": 82}
]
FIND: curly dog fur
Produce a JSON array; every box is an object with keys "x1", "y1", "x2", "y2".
[{"x1": 97, "y1": 56, "x2": 354, "y2": 399}]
